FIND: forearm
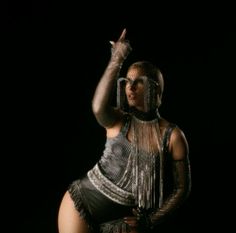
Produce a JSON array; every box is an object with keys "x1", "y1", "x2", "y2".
[
  {"x1": 92, "y1": 33, "x2": 131, "y2": 127},
  {"x1": 150, "y1": 159, "x2": 191, "y2": 226},
  {"x1": 92, "y1": 57, "x2": 123, "y2": 127}
]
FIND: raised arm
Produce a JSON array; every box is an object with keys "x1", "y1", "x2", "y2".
[{"x1": 92, "y1": 29, "x2": 132, "y2": 128}]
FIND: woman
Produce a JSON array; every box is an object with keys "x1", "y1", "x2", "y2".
[{"x1": 58, "y1": 29, "x2": 191, "y2": 233}]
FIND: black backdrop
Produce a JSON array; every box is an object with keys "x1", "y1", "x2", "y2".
[{"x1": 3, "y1": 1, "x2": 235, "y2": 233}]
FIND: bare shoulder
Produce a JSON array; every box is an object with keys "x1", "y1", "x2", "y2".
[
  {"x1": 162, "y1": 120, "x2": 189, "y2": 160},
  {"x1": 106, "y1": 109, "x2": 127, "y2": 138},
  {"x1": 170, "y1": 126, "x2": 189, "y2": 160}
]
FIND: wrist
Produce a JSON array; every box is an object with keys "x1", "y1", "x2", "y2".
[
  {"x1": 110, "y1": 53, "x2": 125, "y2": 64},
  {"x1": 109, "y1": 57, "x2": 124, "y2": 69}
]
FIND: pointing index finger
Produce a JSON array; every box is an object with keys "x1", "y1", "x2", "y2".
[{"x1": 118, "y1": 28, "x2": 127, "y2": 41}]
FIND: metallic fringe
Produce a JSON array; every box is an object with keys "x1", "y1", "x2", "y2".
[
  {"x1": 117, "y1": 78, "x2": 127, "y2": 111},
  {"x1": 117, "y1": 75, "x2": 163, "y2": 209},
  {"x1": 143, "y1": 76, "x2": 158, "y2": 112},
  {"x1": 99, "y1": 219, "x2": 130, "y2": 233},
  {"x1": 130, "y1": 116, "x2": 164, "y2": 209}
]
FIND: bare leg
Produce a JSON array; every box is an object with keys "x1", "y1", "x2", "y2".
[{"x1": 58, "y1": 191, "x2": 92, "y2": 233}]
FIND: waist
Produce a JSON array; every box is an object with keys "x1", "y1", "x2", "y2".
[{"x1": 87, "y1": 164, "x2": 135, "y2": 206}]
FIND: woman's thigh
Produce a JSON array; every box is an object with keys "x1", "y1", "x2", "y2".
[{"x1": 58, "y1": 191, "x2": 92, "y2": 233}]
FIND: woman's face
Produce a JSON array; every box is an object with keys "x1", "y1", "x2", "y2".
[{"x1": 125, "y1": 68, "x2": 145, "y2": 111}]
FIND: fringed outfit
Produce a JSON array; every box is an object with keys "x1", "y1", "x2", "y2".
[
  {"x1": 68, "y1": 41, "x2": 191, "y2": 232},
  {"x1": 68, "y1": 113, "x2": 183, "y2": 233}
]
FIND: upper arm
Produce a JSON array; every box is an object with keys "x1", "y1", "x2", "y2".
[
  {"x1": 94, "y1": 107, "x2": 123, "y2": 129},
  {"x1": 169, "y1": 127, "x2": 189, "y2": 161}
]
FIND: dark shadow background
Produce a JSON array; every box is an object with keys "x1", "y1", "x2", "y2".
[{"x1": 3, "y1": 1, "x2": 235, "y2": 232}]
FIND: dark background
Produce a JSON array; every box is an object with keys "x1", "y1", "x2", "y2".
[{"x1": 3, "y1": 1, "x2": 235, "y2": 232}]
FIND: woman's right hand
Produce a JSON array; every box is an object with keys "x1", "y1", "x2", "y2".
[{"x1": 110, "y1": 28, "x2": 132, "y2": 62}]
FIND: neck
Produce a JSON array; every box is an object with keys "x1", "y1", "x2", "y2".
[{"x1": 129, "y1": 107, "x2": 160, "y2": 121}]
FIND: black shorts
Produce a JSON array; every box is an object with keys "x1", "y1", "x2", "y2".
[{"x1": 68, "y1": 175, "x2": 135, "y2": 231}]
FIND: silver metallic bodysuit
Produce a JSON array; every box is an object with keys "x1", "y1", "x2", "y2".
[
  {"x1": 88, "y1": 114, "x2": 162, "y2": 211},
  {"x1": 68, "y1": 114, "x2": 190, "y2": 233}
]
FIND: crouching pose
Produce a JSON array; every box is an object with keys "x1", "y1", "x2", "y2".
[{"x1": 58, "y1": 29, "x2": 191, "y2": 233}]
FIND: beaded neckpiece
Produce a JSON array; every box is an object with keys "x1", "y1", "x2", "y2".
[{"x1": 129, "y1": 107, "x2": 160, "y2": 121}]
